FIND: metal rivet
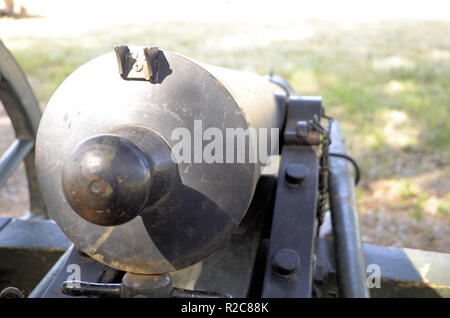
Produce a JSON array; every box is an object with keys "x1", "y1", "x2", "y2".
[
  {"x1": 272, "y1": 248, "x2": 300, "y2": 275},
  {"x1": 285, "y1": 163, "x2": 309, "y2": 184}
]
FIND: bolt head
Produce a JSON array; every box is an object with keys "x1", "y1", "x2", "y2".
[
  {"x1": 272, "y1": 248, "x2": 300, "y2": 275},
  {"x1": 285, "y1": 163, "x2": 309, "y2": 184},
  {"x1": 0, "y1": 287, "x2": 24, "y2": 298}
]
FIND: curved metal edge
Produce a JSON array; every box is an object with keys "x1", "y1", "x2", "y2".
[
  {"x1": 0, "y1": 40, "x2": 47, "y2": 216},
  {"x1": 0, "y1": 39, "x2": 41, "y2": 136},
  {"x1": 328, "y1": 121, "x2": 369, "y2": 298},
  {"x1": 0, "y1": 139, "x2": 33, "y2": 188},
  {"x1": 264, "y1": 74, "x2": 296, "y2": 96}
]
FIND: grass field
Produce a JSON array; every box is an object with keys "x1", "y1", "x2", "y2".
[{"x1": 0, "y1": 2, "x2": 449, "y2": 252}]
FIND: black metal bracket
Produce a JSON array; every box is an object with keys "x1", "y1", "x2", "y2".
[
  {"x1": 262, "y1": 96, "x2": 322, "y2": 297},
  {"x1": 283, "y1": 96, "x2": 323, "y2": 145}
]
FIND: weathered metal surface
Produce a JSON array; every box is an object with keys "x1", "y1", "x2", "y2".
[
  {"x1": 328, "y1": 121, "x2": 369, "y2": 298},
  {"x1": 0, "y1": 40, "x2": 46, "y2": 216},
  {"x1": 36, "y1": 47, "x2": 285, "y2": 274},
  {"x1": 61, "y1": 273, "x2": 232, "y2": 298},
  {"x1": 34, "y1": 176, "x2": 276, "y2": 298},
  {"x1": 0, "y1": 217, "x2": 11, "y2": 231},
  {"x1": 261, "y1": 145, "x2": 318, "y2": 298},
  {"x1": 120, "y1": 272, "x2": 173, "y2": 298},
  {"x1": 39, "y1": 244, "x2": 112, "y2": 298},
  {"x1": 30, "y1": 164, "x2": 450, "y2": 298},
  {"x1": 0, "y1": 40, "x2": 40, "y2": 137},
  {"x1": 0, "y1": 216, "x2": 70, "y2": 295},
  {"x1": 364, "y1": 244, "x2": 450, "y2": 297},
  {"x1": 0, "y1": 216, "x2": 70, "y2": 250},
  {"x1": 315, "y1": 238, "x2": 450, "y2": 297},
  {"x1": 261, "y1": 95, "x2": 322, "y2": 298},
  {"x1": 114, "y1": 44, "x2": 161, "y2": 82},
  {"x1": 171, "y1": 176, "x2": 276, "y2": 297},
  {"x1": 283, "y1": 96, "x2": 322, "y2": 145},
  {"x1": 62, "y1": 280, "x2": 122, "y2": 298},
  {"x1": 0, "y1": 139, "x2": 33, "y2": 188},
  {"x1": 61, "y1": 134, "x2": 153, "y2": 226},
  {"x1": 28, "y1": 244, "x2": 73, "y2": 298}
]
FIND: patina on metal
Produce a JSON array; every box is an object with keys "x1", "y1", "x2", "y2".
[
  {"x1": 62, "y1": 134, "x2": 153, "y2": 226},
  {"x1": 315, "y1": 238, "x2": 450, "y2": 298},
  {"x1": 328, "y1": 121, "x2": 369, "y2": 298},
  {"x1": 16, "y1": 42, "x2": 447, "y2": 299},
  {"x1": 0, "y1": 216, "x2": 70, "y2": 295},
  {"x1": 261, "y1": 96, "x2": 322, "y2": 298},
  {"x1": 30, "y1": 175, "x2": 277, "y2": 298},
  {"x1": 35, "y1": 45, "x2": 284, "y2": 275},
  {"x1": 114, "y1": 44, "x2": 161, "y2": 82},
  {"x1": 61, "y1": 272, "x2": 232, "y2": 298}
]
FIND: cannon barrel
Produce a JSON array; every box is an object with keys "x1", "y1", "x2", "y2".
[{"x1": 35, "y1": 46, "x2": 284, "y2": 274}]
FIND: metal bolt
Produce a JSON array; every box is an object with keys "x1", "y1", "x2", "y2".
[
  {"x1": 134, "y1": 62, "x2": 143, "y2": 72},
  {"x1": 272, "y1": 248, "x2": 300, "y2": 275},
  {"x1": 285, "y1": 163, "x2": 309, "y2": 184},
  {"x1": 0, "y1": 287, "x2": 24, "y2": 298}
]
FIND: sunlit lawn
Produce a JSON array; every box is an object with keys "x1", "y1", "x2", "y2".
[{"x1": 1, "y1": 18, "x2": 449, "y2": 252}]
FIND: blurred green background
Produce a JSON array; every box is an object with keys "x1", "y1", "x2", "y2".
[{"x1": 0, "y1": 0, "x2": 449, "y2": 252}]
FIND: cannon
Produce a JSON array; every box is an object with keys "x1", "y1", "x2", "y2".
[
  {"x1": 35, "y1": 45, "x2": 284, "y2": 274},
  {"x1": 1, "y1": 41, "x2": 449, "y2": 298}
]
